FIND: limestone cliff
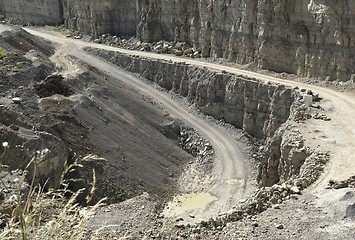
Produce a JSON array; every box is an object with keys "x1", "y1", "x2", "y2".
[
  {"x1": 89, "y1": 48, "x2": 318, "y2": 188},
  {"x1": 62, "y1": 0, "x2": 137, "y2": 37},
  {"x1": 0, "y1": 0, "x2": 63, "y2": 25},
  {"x1": 1, "y1": 0, "x2": 354, "y2": 80},
  {"x1": 136, "y1": 0, "x2": 355, "y2": 81},
  {"x1": 90, "y1": 48, "x2": 296, "y2": 141}
]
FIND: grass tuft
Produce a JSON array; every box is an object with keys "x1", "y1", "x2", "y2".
[
  {"x1": 11, "y1": 68, "x2": 25, "y2": 72},
  {"x1": 0, "y1": 47, "x2": 7, "y2": 60}
]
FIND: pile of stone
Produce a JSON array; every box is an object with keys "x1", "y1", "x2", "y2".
[
  {"x1": 294, "y1": 90, "x2": 330, "y2": 122},
  {"x1": 196, "y1": 181, "x2": 304, "y2": 230},
  {"x1": 297, "y1": 151, "x2": 330, "y2": 187},
  {"x1": 94, "y1": 34, "x2": 202, "y2": 58},
  {"x1": 94, "y1": 34, "x2": 140, "y2": 50},
  {"x1": 2, "y1": 18, "x2": 27, "y2": 26},
  {"x1": 294, "y1": 107, "x2": 312, "y2": 122},
  {"x1": 329, "y1": 175, "x2": 355, "y2": 189},
  {"x1": 179, "y1": 127, "x2": 214, "y2": 159},
  {"x1": 312, "y1": 112, "x2": 331, "y2": 121},
  {"x1": 196, "y1": 149, "x2": 329, "y2": 230}
]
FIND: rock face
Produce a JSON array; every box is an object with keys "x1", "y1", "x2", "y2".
[
  {"x1": 136, "y1": 0, "x2": 355, "y2": 81},
  {"x1": 88, "y1": 48, "x2": 313, "y2": 187},
  {"x1": 0, "y1": 124, "x2": 67, "y2": 189},
  {"x1": 1, "y1": 0, "x2": 354, "y2": 81},
  {"x1": 0, "y1": 0, "x2": 63, "y2": 25},
  {"x1": 90, "y1": 48, "x2": 296, "y2": 140},
  {"x1": 62, "y1": 0, "x2": 138, "y2": 37},
  {"x1": 89, "y1": 48, "x2": 331, "y2": 188}
]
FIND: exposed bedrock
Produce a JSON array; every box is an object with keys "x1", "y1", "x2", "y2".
[
  {"x1": 0, "y1": 0, "x2": 63, "y2": 25},
  {"x1": 136, "y1": 0, "x2": 355, "y2": 81},
  {"x1": 1, "y1": 0, "x2": 354, "y2": 81},
  {"x1": 89, "y1": 48, "x2": 313, "y2": 187},
  {"x1": 62, "y1": 0, "x2": 138, "y2": 37},
  {"x1": 91, "y1": 48, "x2": 295, "y2": 140}
]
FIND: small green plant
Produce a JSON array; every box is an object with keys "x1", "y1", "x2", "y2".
[
  {"x1": 12, "y1": 68, "x2": 24, "y2": 72},
  {"x1": 0, "y1": 47, "x2": 7, "y2": 60}
]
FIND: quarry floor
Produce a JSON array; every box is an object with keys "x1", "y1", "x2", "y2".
[{"x1": 1, "y1": 24, "x2": 354, "y2": 239}]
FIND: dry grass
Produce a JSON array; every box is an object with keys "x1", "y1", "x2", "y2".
[{"x1": 0, "y1": 152, "x2": 106, "y2": 240}]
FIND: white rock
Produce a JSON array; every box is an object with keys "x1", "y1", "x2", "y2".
[
  {"x1": 290, "y1": 186, "x2": 300, "y2": 194},
  {"x1": 12, "y1": 97, "x2": 22, "y2": 104}
]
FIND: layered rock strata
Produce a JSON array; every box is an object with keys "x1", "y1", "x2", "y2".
[
  {"x1": 136, "y1": 0, "x2": 355, "y2": 81},
  {"x1": 62, "y1": 0, "x2": 138, "y2": 37},
  {"x1": 90, "y1": 48, "x2": 296, "y2": 140},
  {"x1": 0, "y1": 0, "x2": 63, "y2": 25},
  {"x1": 1, "y1": 0, "x2": 354, "y2": 81},
  {"x1": 88, "y1": 48, "x2": 306, "y2": 186}
]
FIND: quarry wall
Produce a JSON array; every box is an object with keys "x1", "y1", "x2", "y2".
[
  {"x1": 0, "y1": 0, "x2": 63, "y2": 25},
  {"x1": 136, "y1": 0, "x2": 355, "y2": 81},
  {"x1": 89, "y1": 48, "x2": 296, "y2": 141},
  {"x1": 88, "y1": 48, "x2": 313, "y2": 187},
  {"x1": 89, "y1": 47, "x2": 329, "y2": 189},
  {"x1": 62, "y1": 0, "x2": 138, "y2": 37},
  {"x1": 1, "y1": 0, "x2": 354, "y2": 81}
]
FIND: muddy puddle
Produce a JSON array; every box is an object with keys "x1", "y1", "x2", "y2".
[{"x1": 163, "y1": 192, "x2": 218, "y2": 219}]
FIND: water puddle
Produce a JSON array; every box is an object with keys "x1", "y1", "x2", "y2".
[{"x1": 170, "y1": 192, "x2": 217, "y2": 211}]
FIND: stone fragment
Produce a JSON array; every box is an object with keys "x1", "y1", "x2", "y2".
[
  {"x1": 274, "y1": 223, "x2": 284, "y2": 229},
  {"x1": 174, "y1": 50, "x2": 183, "y2": 56},
  {"x1": 12, "y1": 97, "x2": 22, "y2": 104},
  {"x1": 290, "y1": 186, "x2": 300, "y2": 194},
  {"x1": 304, "y1": 95, "x2": 313, "y2": 107}
]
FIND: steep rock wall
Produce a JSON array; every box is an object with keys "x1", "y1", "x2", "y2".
[
  {"x1": 62, "y1": 0, "x2": 138, "y2": 37},
  {"x1": 88, "y1": 48, "x2": 304, "y2": 187},
  {"x1": 0, "y1": 0, "x2": 63, "y2": 25},
  {"x1": 1, "y1": 0, "x2": 354, "y2": 80},
  {"x1": 92, "y1": 49, "x2": 295, "y2": 140},
  {"x1": 88, "y1": 48, "x2": 331, "y2": 188},
  {"x1": 137, "y1": 0, "x2": 355, "y2": 81}
]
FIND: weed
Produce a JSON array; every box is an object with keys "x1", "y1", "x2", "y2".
[
  {"x1": 0, "y1": 47, "x2": 7, "y2": 60},
  {"x1": 0, "y1": 143, "x2": 106, "y2": 240},
  {"x1": 12, "y1": 68, "x2": 24, "y2": 72}
]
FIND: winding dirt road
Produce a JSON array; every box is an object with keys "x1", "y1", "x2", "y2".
[
  {"x1": 24, "y1": 27, "x2": 355, "y2": 222},
  {"x1": 24, "y1": 28, "x2": 254, "y2": 222}
]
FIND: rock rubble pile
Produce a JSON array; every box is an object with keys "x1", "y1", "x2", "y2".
[{"x1": 179, "y1": 127, "x2": 213, "y2": 159}]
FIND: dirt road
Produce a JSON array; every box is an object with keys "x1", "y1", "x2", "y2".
[
  {"x1": 23, "y1": 28, "x2": 255, "y2": 222},
  {"x1": 24, "y1": 27, "x2": 355, "y2": 221}
]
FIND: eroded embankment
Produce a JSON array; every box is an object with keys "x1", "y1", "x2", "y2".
[{"x1": 87, "y1": 48, "x2": 329, "y2": 194}]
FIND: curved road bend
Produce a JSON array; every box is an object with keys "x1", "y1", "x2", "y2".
[
  {"x1": 24, "y1": 28, "x2": 252, "y2": 222},
  {"x1": 25, "y1": 27, "x2": 355, "y2": 218}
]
